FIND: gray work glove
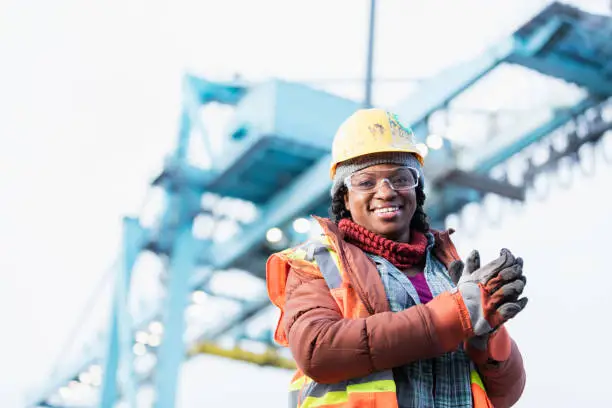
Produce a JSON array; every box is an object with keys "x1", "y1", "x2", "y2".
[{"x1": 448, "y1": 248, "x2": 528, "y2": 338}]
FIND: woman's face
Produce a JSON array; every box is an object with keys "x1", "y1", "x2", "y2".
[{"x1": 343, "y1": 163, "x2": 417, "y2": 242}]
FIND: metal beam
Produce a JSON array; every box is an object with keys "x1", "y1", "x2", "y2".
[
  {"x1": 174, "y1": 75, "x2": 246, "y2": 164},
  {"x1": 525, "y1": 118, "x2": 612, "y2": 180},
  {"x1": 602, "y1": 60, "x2": 612, "y2": 78},
  {"x1": 434, "y1": 169, "x2": 525, "y2": 201},
  {"x1": 186, "y1": 75, "x2": 246, "y2": 106},
  {"x1": 99, "y1": 218, "x2": 144, "y2": 408},
  {"x1": 200, "y1": 154, "x2": 331, "y2": 271},
  {"x1": 173, "y1": 108, "x2": 191, "y2": 163},
  {"x1": 508, "y1": 53, "x2": 612, "y2": 96},
  {"x1": 392, "y1": 36, "x2": 516, "y2": 126},
  {"x1": 426, "y1": 187, "x2": 479, "y2": 230},
  {"x1": 470, "y1": 96, "x2": 602, "y2": 173},
  {"x1": 188, "y1": 341, "x2": 296, "y2": 370},
  {"x1": 516, "y1": 17, "x2": 566, "y2": 56},
  {"x1": 428, "y1": 96, "x2": 608, "y2": 229},
  {"x1": 153, "y1": 228, "x2": 199, "y2": 408},
  {"x1": 152, "y1": 159, "x2": 217, "y2": 192},
  {"x1": 183, "y1": 81, "x2": 214, "y2": 167}
]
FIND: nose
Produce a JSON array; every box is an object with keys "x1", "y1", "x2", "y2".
[{"x1": 374, "y1": 179, "x2": 397, "y2": 199}]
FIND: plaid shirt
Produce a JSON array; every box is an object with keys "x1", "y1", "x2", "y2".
[{"x1": 367, "y1": 232, "x2": 473, "y2": 408}]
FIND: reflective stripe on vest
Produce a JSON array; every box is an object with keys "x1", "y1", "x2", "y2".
[
  {"x1": 285, "y1": 237, "x2": 492, "y2": 408},
  {"x1": 295, "y1": 240, "x2": 399, "y2": 408},
  {"x1": 312, "y1": 244, "x2": 342, "y2": 289},
  {"x1": 291, "y1": 370, "x2": 396, "y2": 408},
  {"x1": 471, "y1": 369, "x2": 494, "y2": 408},
  {"x1": 304, "y1": 372, "x2": 395, "y2": 408}
]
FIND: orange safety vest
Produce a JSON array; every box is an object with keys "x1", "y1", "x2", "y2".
[{"x1": 267, "y1": 234, "x2": 494, "y2": 408}]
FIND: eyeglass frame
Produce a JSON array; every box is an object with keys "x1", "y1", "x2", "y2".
[{"x1": 343, "y1": 166, "x2": 420, "y2": 193}]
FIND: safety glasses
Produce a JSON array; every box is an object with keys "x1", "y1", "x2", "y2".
[{"x1": 344, "y1": 166, "x2": 420, "y2": 193}]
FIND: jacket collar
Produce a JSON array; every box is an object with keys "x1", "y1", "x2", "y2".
[
  {"x1": 311, "y1": 216, "x2": 461, "y2": 314},
  {"x1": 313, "y1": 216, "x2": 460, "y2": 269}
]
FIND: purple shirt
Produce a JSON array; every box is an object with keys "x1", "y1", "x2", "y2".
[{"x1": 406, "y1": 271, "x2": 433, "y2": 304}]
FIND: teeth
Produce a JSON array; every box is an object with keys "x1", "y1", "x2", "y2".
[{"x1": 374, "y1": 207, "x2": 399, "y2": 214}]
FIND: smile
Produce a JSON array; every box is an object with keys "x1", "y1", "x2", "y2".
[{"x1": 372, "y1": 206, "x2": 402, "y2": 216}]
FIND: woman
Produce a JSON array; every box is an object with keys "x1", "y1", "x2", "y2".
[{"x1": 266, "y1": 108, "x2": 528, "y2": 408}]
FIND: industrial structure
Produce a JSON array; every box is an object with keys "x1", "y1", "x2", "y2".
[{"x1": 29, "y1": 2, "x2": 612, "y2": 407}]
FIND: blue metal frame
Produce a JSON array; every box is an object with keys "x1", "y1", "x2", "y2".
[
  {"x1": 471, "y1": 97, "x2": 603, "y2": 173},
  {"x1": 99, "y1": 218, "x2": 145, "y2": 408},
  {"x1": 153, "y1": 228, "x2": 199, "y2": 408},
  {"x1": 99, "y1": 76, "x2": 246, "y2": 408},
  {"x1": 393, "y1": 36, "x2": 516, "y2": 131}
]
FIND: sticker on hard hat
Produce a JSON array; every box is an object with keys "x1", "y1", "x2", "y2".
[{"x1": 387, "y1": 113, "x2": 415, "y2": 148}]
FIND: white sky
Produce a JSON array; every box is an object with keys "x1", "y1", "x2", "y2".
[{"x1": 1, "y1": 0, "x2": 611, "y2": 407}]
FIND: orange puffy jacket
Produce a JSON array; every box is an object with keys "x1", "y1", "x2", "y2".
[{"x1": 267, "y1": 216, "x2": 526, "y2": 408}]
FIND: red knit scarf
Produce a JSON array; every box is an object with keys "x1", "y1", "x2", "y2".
[{"x1": 338, "y1": 218, "x2": 428, "y2": 270}]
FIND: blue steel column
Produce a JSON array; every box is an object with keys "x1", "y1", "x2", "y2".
[
  {"x1": 99, "y1": 217, "x2": 144, "y2": 408},
  {"x1": 151, "y1": 77, "x2": 202, "y2": 408},
  {"x1": 174, "y1": 108, "x2": 191, "y2": 163},
  {"x1": 153, "y1": 227, "x2": 198, "y2": 408}
]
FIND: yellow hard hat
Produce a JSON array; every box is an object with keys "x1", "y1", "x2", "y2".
[{"x1": 330, "y1": 108, "x2": 424, "y2": 179}]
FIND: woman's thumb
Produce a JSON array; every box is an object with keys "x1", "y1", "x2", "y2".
[
  {"x1": 466, "y1": 250, "x2": 481, "y2": 274},
  {"x1": 448, "y1": 260, "x2": 464, "y2": 285}
]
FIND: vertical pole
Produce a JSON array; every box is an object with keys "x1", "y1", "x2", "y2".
[
  {"x1": 153, "y1": 227, "x2": 198, "y2": 408},
  {"x1": 184, "y1": 83, "x2": 215, "y2": 168},
  {"x1": 117, "y1": 224, "x2": 141, "y2": 408},
  {"x1": 99, "y1": 295, "x2": 120, "y2": 407},
  {"x1": 99, "y1": 217, "x2": 143, "y2": 408},
  {"x1": 174, "y1": 107, "x2": 192, "y2": 163},
  {"x1": 177, "y1": 76, "x2": 215, "y2": 169},
  {"x1": 364, "y1": 0, "x2": 377, "y2": 108},
  {"x1": 174, "y1": 76, "x2": 197, "y2": 162}
]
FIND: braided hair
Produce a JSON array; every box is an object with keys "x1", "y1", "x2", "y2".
[{"x1": 329, "y1": 183, "x2": 430, "y2": 233}]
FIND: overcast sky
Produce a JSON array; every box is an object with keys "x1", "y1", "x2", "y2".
[{"x1": 1, "y1": 0, "x2": 611, "y2": 407}]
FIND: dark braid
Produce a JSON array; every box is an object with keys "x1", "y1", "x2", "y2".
[
  {"x1": 330, "y1": 184, "x2": 351, "y2": 223},
  {"x1": 329, "y1": 184, "x2": 430, "y2": 233},
  {"x1": 411, "y1": 185, "x2": 430, "y2": 233}
]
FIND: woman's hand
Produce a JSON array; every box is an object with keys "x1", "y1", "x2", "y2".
[{"x1": 449, "y1": 248, "x2": 528, "y2": 337}]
